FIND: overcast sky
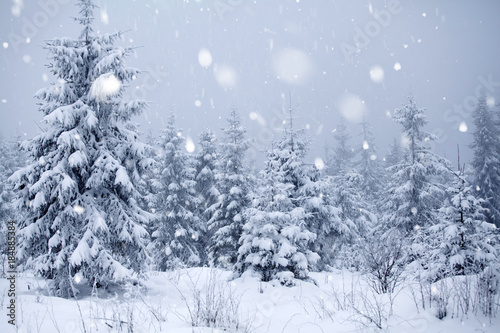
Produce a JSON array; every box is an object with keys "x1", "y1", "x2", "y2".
[{"x1": 1, "y1": 0, "x2": 500, "y2": 167}]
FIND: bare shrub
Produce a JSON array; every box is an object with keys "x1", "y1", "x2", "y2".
[
  {"x1": 170, "y1": 268, "x2": 252, "y2": 332},
  {"x1": 361, "y1": 231, "x2": 406, "y2": 294}
]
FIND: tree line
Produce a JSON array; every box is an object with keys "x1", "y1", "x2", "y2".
[{"x1": 0, "y1": 0, "x2": 499, "y2": 300}]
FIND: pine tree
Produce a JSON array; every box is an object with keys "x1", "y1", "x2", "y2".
[
  {"x1": 236, "y1": 105, "x2": 319, "y2": 284},
  {"x1": 385, "y1": 137, "x2": 404, "y2": 168},
  {"x1": 0, "y1": 136, "x2": 27, "y2": 276},
  {"x1": 136, "y1": 129, "x2": 160, "y2": 219},
  {"x1": 381, "y1": 94, "x2": 448, "y2": 234},
  {"x1": 148, "y1": 113, "x2": 202, "y2": 270},
  {"x1": 194, "y1": 129, "x2": 220, "y2": 266},
  {"x1": 325, "y1": 118, "x2": 354, "y2": 177},
  {"x1": 324, "y1": 117, "x2": 374, "y2": 268},
  {"x1": 356, "y1": 118, "x2": 383, "y2": 200},
  {"x1": 428, "y1": 161, "x2": 497, "y2": 280},
  {"x1": 208, "y1": 109, "x2": 250, "y2": 268},
  {"x1": 328, "y1": 171, "x2": 375, "y2": 268},
  {"x1": 471, "y1": 97, "x2": 500, "y2": 227},
  {"x1": 0, "y1": 137, "x2": 25, "y2": 225},
  {"x1": 9, "y1": 0, "x2": 152, "y2": 296}
]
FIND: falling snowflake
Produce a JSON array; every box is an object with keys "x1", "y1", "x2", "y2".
[
  {"x1": 314, "y1": 157, "x2": 325, "y2": 170},
  {"x1": 213, "y1": 64, "x2": 237, "y2": 89},
  {"x1": 185, "y1": 136, "x2": 195, "y2": 153},
  {"x1": 198, "y1": 48, "x2": 213, "y2": 68},
  {"x1": 74, "y1": 272, "x2": 83, "y2": 284},
  {"x1": 338, "y1": 94, "x2": 366, "y2": 123},
  {"x1": 486, "y1": 96, "x2": 495, "y2": 108},
  {"x1": 272, "y1": 48, "x2": 313, "y2": 84},
  {"x1": 73, "y1": 205, "x2": 85, "y2": 215},
  {"x1": 100, "y1": 6, "x2": 109, "y2": 25},
  {"x1": 90, "y1": 73, "x2": 121, "y2": 102},
  {"x1": 369, "y1": 66, "x2": 384, "y2": 83}
]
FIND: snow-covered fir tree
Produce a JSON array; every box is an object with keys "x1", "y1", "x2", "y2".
[
  {"x1": 328, "y1": 171, "x2": 374, "y2": 268},
  {"x1": 0, "y1": 136, "x2": 27, "y2": 275},
  {"x1": 299, "y1": 169, "x2": 347, "y2": 271},
  {"x1": 136, "y1": 129, "x2": 160, "y2": 219},
  {"x1": 0, "y1": 136, "x2": 26, "y2": 225},
  {"x1": 470, "y1": 97, "x2": 500, "y2": 227},
  {"x1": 194, "y1": 129, "x2": 220, "y2": 266},
  {"x1": 385, "y1": 137, "x2": 404, "y2": 168},
  {"x1": 323, "y1": 117, "x2": 374, "y2": 268},
  {"x1": 148, "y1": 113, "x2": 203, "y2": 270},
  {"x1": 381, "y1": 94, "x2": 448, "y2": 234},
  {"x1": 428, "y1": 163, "x2": 498, "y2": 280},
  {"x1": 9, "y1": 0, "x2": 152, "y2": 296},
  {"x1": 356, "y1": 118, "x2": 384, "y2": 201},
  {"x1": 208, "y1": 109, "x2": 250, "y2": 268},
  {"x1": 236, "y1": 106, "x2": 319, "y2": 284},
  {"x1": 325, "y1": 118, "x2": 354, "y2": 177}
]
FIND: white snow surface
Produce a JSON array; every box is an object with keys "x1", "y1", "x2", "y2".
[{"x1": 1, "y1": 268, "x2": 498, "y2": 333}]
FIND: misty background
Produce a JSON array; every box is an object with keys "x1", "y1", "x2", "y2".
[{"x1": 1, "y1": 0, "x2": 499, "y2": 167}]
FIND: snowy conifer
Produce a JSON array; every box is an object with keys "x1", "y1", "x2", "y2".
[
  {"x1": 385, "y1": 137, "x2": 404, "y2": 168},
  {"x1": 236, "y1": 106, "x2": 319, "y2": 284},
  {"x1": 0, "y1": 137, "x2": 26, "y2": 225},
  {"x1": 194, "y1": 129, "x2": 220, "y2": 265},
  {"x1": 148, "y1": 113, "x2": 203, "y2": 270},
  {"x1": 208, "y1": 109, "x2": 251, "y2": 268},
  {"x1": 381, "y1": 94, "x2": 448, "y2": 234},
  {"x1": 356, "y1": 118, "x2": 384, "y2": 201},
  {"x1": 428, "y1": 165, "x2": 497, "y2": 279},
  {"x1": 325, "y1": 118, "x2": 354, "y2": 176},
  {"x1": 9, "y1": 0, "x2": 152, "y2": 296},
  {"x1": 470, "y1": 97, "x2": 500, "y2": 227},
  {"x1": 0, "y1": 137, "x2": 27, "y2": 275},
  {"x1": 323, "y1": 117, "x2": 374, "y2": 267}
]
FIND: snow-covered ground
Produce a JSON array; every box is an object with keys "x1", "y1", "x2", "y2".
[{"x1": 1, "y1": 268, "x2": 498, "y2": 332}]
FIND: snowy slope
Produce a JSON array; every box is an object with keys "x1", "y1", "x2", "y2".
[{"x1": 1, "y1": 268, "x2": 498, "y2": 333}]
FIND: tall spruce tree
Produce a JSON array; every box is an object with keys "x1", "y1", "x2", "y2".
[
  {"x1": 194, "y1": 129, "x2": 220, "y2": 266},
  {"x1": 470, "y1": 97, "x2": 500, "y2": 227},
  {"x1": 385, "y1": 137, "x2": 404, "y2": 168},
  {"x1": 356, "y1": 118, "x2": 383, "y2": 201},
  {"x1": 325, "y1": 118, "x2": 354, "y2": 177},
  {"x1": 208, "y1": 109, "x2": 250, "y2": 267},
  {"x1": 324, "y1": 118, "x2": 374, "y2": 268},
  {"x1": 236, "y1": 105, "x2": 319, "y2": 284},
  {"x1": 148, "y1": 113, "x2": 203, "y2": 270},
  {"x1": 428, "y1": 160, "x2": 497, "y2": 280},
  {"x1": 381, "y1": 94, "x2": 448, "y2": 234},
  {"x1": 0, "y1": 136, "x2": 27, "y2": 276},
  {"x1": 9, "y1": 0, "x2": 152, "y2": 296}
]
